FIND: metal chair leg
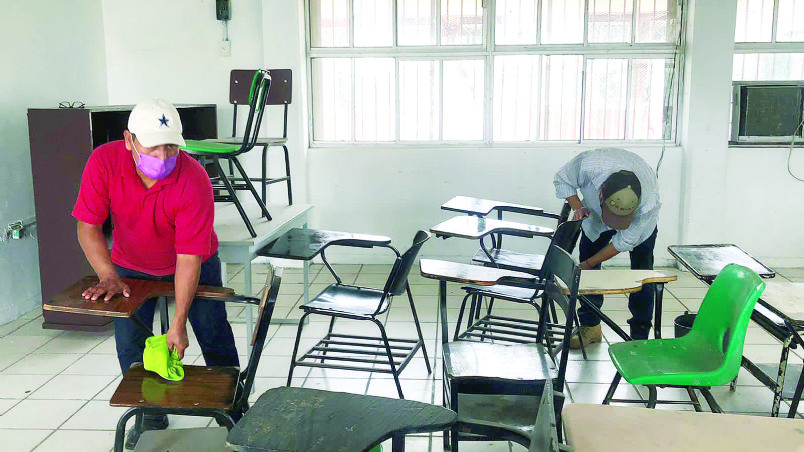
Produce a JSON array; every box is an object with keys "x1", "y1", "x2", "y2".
[
  {"x1": 231, "y1": 157, "x2": 272, "y2": 220},
  {"x1": 214, "y1": 158, "x2": 256, "y2": 238},
  {"x1": 286, "y1": 312, "x2": 310, "y2": 386},
  {"x1": 114, "y1": 407, "x2": 141, "y2": 452},
  {"x1": 646, "y1": 386, "x2": 658, "y2": 408},
  {"x1": 405, "y1": 284, "x2": 431, "y2": 373},
  {"x1": 699, "y1": 387, "x2": 723, "y2": 413},
  {"x1": 375, "y1": 319, "x2": 404, "y2": 399},
  {"x1": 603, "y1": 372, "x2": 621, "y2": 404},
  {"x1": 282, "y1": 145, "x2": 292, "y2": 205}
]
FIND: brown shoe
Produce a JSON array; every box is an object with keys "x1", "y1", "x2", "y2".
[{"x1": 569, "y1": 324, "x2": 602, "y2": 349}]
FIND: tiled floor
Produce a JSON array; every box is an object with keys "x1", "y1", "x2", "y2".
[{"x1": 1, "y1": 263, "x2": 803, "y2": 452}]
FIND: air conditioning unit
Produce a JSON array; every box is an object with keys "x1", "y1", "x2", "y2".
[{"x1": 730, "y1": 81, "x2": 804, "y2": 145}]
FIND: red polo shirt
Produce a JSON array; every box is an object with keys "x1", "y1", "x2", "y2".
[{"x1": 72, "y1": 140, "x2": 219, "y2": 276}]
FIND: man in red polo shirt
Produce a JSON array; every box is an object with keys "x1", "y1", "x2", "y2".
[{"x1": 72, "y1": 98, "x2": 238, "y2": 446}]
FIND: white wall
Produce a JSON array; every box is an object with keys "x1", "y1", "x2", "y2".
[
  {"x1": 0, "y1": 1, "x2": 109, "y2": 325},
  {"x1": 102, "y1": 0, "x2": 264, "y2": 136}
]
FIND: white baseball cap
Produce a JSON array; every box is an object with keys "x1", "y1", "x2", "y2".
[{"x1": 127, "y1": 98, "x2": 186, "y2": 147}]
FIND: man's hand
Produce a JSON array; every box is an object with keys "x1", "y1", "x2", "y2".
[
  {"x1": 82, "y1": 276, "x2": 131, "y2": 301},
  {"x1": 166, "y1": 322, "x2": 189, "y2": 360},
  {"x1": 580, "y1": 260, "x2": 594, "y2": 271},
  {"x1": 572, "y1": 207, "x2": 590, "y2": 221}
]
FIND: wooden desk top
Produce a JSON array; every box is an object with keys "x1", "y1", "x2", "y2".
[
  {"x1": 572, "y1": 269, "x2": 677, "y2": 295},
  {"x1": 226, "y1": 387, "x2": 456, "y2": 452},
  {"x1": 564, "y1": 403, "x2": 804, "y2": 452},
  {"x1": 759, "y1": 280, "x2": 804, "y2": 325},
  {"x1": 430, "y1": 216, "x2": 553, "y2": 240},
  {"x1": 43, "y1": 276, "x2": 235, "y2": 318},
  {"x1": 419, "y1": 259, "x2": 536, "y2": 287},
  {"x1": 441, "y1": 195, "x2": 543, "y2": 217},
  {"x1": 668, "y1": 244, "x2": 775, "y2": 280},
  {"x1": 259, "y1": 228, "x2": 391, "y2": 261}
]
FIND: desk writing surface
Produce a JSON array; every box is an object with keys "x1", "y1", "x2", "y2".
[
  {"x1": 557, "y1": 269, "x2": 677, "y2": 295},
  {"x1": 564, "y1": 403, "x2": 804, "y2": 452},
  {"x1": 260, "y1": 228, "x2": 391, "y2": 261},
  {"x1": 43, "y1": 276, "x2": 235, "y2": 318},
  {"x1": 430, "y1": 216, "x2": 553, "y2": 240},
  {"x1": 441, "y1": 196, "x2": 543, "y2": 216},
  {"x1": 668, "y1": 244, "x2": 775, "y2": 280},
  {"x1": 759, "y1": 280, "x2": 804, "y2": 325},
  {"x1": 226, "y1": 386, "x2": 456, "y2": 452},
  {"x1": 419, "y1": 259, "x2": 536, "y2": 286}
]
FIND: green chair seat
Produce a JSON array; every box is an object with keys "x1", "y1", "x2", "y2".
[
  {"x1": 181, "y1": 139, "x2": 241, "y2": 155},
  {"x1": 603, "y1": 263, "x2": 766, "y2": 411},
  {"x1": 609, "y1": 337, "x2": 735, "y2": 387}
]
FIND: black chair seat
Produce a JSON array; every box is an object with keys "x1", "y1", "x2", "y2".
[
  {"x1": 472, "y1": 248, "x2": 545, "y2": 274},
  {"x1": 303, "y1": 285, "x2": 390, "y2": 317},
  {"x1": 444, "y1": 341, "x2": 556, "y2": 382}
]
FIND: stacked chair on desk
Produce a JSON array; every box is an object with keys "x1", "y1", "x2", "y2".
[
  {"x1": 183, "y1": 68, "x2": 294, "y2": 238},
  {"x1": 442, "y1": 245, "x2": 581, "y2": 452}
]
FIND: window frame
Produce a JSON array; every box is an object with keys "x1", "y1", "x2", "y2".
[{"x1": 304, "y1": 0, "x2": 684, "y2": 147}]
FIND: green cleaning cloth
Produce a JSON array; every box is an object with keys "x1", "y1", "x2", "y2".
[{"x1": 143, "y1": 334, "x2": 185, "y2": 381}]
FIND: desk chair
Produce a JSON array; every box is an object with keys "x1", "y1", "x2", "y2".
[
  {"x1": 217, "y1": 69, "x2": 293, "y2": 206},
  {"x1": 287, "y1": 231, "x2": 432, "y2": 399},
  {"x1": 110, "y1": 266, "x2": 282, "y2": 452},
  {"x1": 182, "y1": 69, "x2": 273, "y2": 238},
  {"x1": 602, "y1": 263, "x2": 765, "y2": 412},
  {"x1": 442, "y1": 246, "x2": 580, "y2": 452},
  {"x1": 454, "y1": 220, "x2": 582, "y2": 347},
  {"x1": 472, "y1": 203, "x2": 572, "y2": 273}
]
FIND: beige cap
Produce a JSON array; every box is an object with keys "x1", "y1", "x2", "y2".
[{"x1": 600, "y1": 170, "x2": 641, "y2": 230}]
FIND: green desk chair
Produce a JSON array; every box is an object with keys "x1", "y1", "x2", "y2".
[
  {"x1": 182, "y1": 69, "x2": 273, "y2": 238},
  {"x1": 602, "y1": 263, "x2": 766, "y2": 412}
]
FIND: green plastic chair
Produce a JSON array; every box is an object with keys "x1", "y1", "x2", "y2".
[
  {"x1": 182, "y1": 69, "x2": 273, "y2": 238},
  {"x1": 602, "y1": 263, "x2": 766, "y2": 412}
]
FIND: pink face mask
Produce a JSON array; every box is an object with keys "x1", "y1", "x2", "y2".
[{"x1": 132, "y1": 141, "x2": 178, "y2": 180}]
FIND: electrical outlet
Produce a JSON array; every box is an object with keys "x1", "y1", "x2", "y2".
[{"x1": 218, "y1": 40, "x2": 232, "y2": 57}]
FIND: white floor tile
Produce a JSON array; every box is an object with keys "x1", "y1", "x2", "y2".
[
  {"x1": 0, "y1": 399, "x2": 85, "y2": 429},
  {"x1": 0, "y1": 374, "x2": 53, "y2": 399},
  {"x1": 35, "y1": 332, "x2": 108, "y2": 354},
  {"x1": 0, "y1": 429, "x2": 53, "y2": 452},
  {"x1": 0, "y1": 336, "x2": 54, "y2": 356},
  {"x1": 62, "y1": 354, "x2": 121, "y2": 376},
  {"x1": 60, "y1": 400, "x2": 128, "y2": 430},
  {"x1": 29, "y1": 375, "x2": 116, "y2": 400},
  {"x1": 33, "y1": 429, "x2": 116, "y2": 452},
  {"x1": 2, "y1": 354, "x2": 83, "y2": 375}
]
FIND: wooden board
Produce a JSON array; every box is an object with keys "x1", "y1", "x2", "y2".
[
  {"x1": 43, "y1": 276, "x2": 235, "y2": 318},
  {"x1": 419, "y1": 259, "x2": 536, "y2": 286},
  {"x1": 565, "y1": 269, "x2": 677, "y2": 295},
  {"x1": 564, "y1": 403, "x2": 804, "y2": 452},
  {"x1": 430, "y1": 216, "x2": 553, "y2": 240}
]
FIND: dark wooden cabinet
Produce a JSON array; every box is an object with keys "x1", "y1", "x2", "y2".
[{"x1": 27, "y1": 104, "x2": 217, "y2": 331}]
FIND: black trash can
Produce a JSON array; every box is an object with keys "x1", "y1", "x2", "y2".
[{"x1": 674, "y1": 312, "x2": 696, "y2": 338}]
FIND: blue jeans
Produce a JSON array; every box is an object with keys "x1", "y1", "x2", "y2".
[
  {"x1": 113, "y1": 253, "x2": 239, "y2": 374},
  {"x1": 577, "y1": 228, "x2": 658, "y2": 339}
]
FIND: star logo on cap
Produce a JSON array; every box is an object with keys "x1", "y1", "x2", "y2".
[{"x1": 158, "y1": 114, "x2": 170, "y2": 127}]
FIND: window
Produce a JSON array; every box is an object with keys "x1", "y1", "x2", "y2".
[
  {"x1": 306, "y1": 0, "x2": 682, "y2": 144},
  {"x1": 734, "y1": 0, "x2": 804, "y2": 81}
]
